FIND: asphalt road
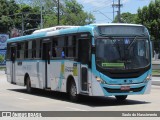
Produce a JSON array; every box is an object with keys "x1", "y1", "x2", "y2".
[{"x1": 0, "y1": 73, "x2": 160, "y2": 120}]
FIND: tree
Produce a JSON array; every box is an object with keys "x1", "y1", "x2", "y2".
[
  {"x1": 61, "y1": 0, "x2": 95, "y2": 25},
  {"x1": 15, "y1": 0, "x2": 95, "y2": 27},
  {"x1": 136, "y1": 0, "x2": 160, "y2": 43},
  {"x1": 0, "y1": 0, "x2": 19, "y2": 33},
  {"x1": 113, "y1": 12, "x2": 137, "y2": 23},
  {"x1": 15, "y1": 4, "x2": 41, "y2": 35},
  {"x1": 135, "y1": 0, "x2": 160, "y2": 54}
]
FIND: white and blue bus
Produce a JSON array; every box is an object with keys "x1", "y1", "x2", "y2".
[{"x1": 6, "y1": 24, "x2": 152, "y2": 102}]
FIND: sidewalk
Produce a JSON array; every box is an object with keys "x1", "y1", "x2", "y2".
[{"x1": 0, "y1": 70, "x2": 5, "y2": 74}]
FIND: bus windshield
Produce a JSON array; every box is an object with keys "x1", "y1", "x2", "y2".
[{"x1": 95, "y1": 37, "x2": 150, "y2": 70}]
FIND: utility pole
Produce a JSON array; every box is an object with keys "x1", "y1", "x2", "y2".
[
  {"x1": 118, "y1": 0, "x2": 121, "y2": 23},
  {"x1": 40, "y1": 1, "x2": 43, "y2": 29},
  {"x1": 112, "y1": 0, "x2": 123, "y2": 23},
  {"x1": 112, "y1": 0, "x2": 115, "y2": 21},
  {"x1": 57, "y1": 0, "x2": 60, "y2": 25},
  {"x1": 21, "y1": 13, "x2": 24, "y2": 36}
]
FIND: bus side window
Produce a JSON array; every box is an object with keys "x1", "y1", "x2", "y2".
[
  {"x1": 52, "y1": 39, "x2": 57, "y2": 58},
  {"x1": 52, "y1": 48, "x2": 57, "y2": 57},
  {"x1": 7, "y1": 44, "x2": 11, "y2": 60},
  {"x1": 11, "y1": 48, "x2": 15, "y2": 62}
]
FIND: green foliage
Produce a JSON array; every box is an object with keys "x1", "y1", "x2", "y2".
[
  {"x1": 136, "y1": 0, "x2": 160, "y2": 43},
  {"x1": 15, "y1": 4, "x2": 41, "y2": 34},
  {"x1": 0, "y1": 0, "x2": 95, "y2": 34},
  {"x1": 15, "y1": 0, "x2": 95, "y2": 27},
  {"x1": 60, "y1": 0, "x2": 95, "y2": 25},
  {"x1": 0, "y1": 55, "x2": 4, "y2": 62},
  {"x1": 113, "y1": 12, "x2": 137, "y2": 23},
  {"x1": 0, "y1": 0, "x2": 19, "y2": 33}
]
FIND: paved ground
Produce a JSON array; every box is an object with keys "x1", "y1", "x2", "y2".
[{"x1": 0, "y1": 72, "x2": 160, "y2": 120}]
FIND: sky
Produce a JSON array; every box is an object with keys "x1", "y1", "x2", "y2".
[{"x1": 77, "y1": 0, "x2": 153, "y2": 23}]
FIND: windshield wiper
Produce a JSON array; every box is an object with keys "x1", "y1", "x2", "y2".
[{"x1": 127, "y1": 34, "x2": 145, "y2": 49}]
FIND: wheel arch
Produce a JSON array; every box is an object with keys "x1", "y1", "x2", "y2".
[{"x1": 66, "y1": 75, "x2": 76, "y2": 93}]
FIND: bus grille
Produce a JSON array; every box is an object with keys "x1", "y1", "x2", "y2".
[{"x1": 104, "y1": 86, "x2": 145, "y2": 93}]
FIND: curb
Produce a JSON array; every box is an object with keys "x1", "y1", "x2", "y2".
[{"x1": 152, "y1": 75, "x2": 160, "y2": 77}]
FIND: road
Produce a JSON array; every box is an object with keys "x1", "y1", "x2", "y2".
[{"x1": 0, "y1": 73, "x2": 160, "y2": 120}]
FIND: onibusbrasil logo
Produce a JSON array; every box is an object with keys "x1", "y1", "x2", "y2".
[{"x1": 0, "y1": 35, "x2": 7, "y2": 43}]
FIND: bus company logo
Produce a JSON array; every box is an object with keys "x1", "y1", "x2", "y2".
[
  {"x1": 0, "y1": 35, "x2": 7, "y2": 43},
  {"x1": 2, "y1": 112, "x2": 12, "y2": 117}
]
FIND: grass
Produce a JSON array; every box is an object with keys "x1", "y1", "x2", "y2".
[
  {"x1": 152, "y1": 70, "x2": 160, "y2": 76},
  {"x1": 0, "y1": 66, "x2": 6, "y2": 71}
]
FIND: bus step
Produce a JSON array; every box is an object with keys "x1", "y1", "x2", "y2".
[
  {"x1": 80, "y1": 92, "x2": 89, "y2": 95},
  {"x1": 45, "y1": 88, "x2": 51, "y2": 91},
  {"x1": 11, "y1": 82, "x2": 16, "y2": 85}
]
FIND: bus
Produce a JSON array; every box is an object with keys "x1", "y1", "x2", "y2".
[{"x1": 6, "y1": 23, "x2": 152, "y2": 102}]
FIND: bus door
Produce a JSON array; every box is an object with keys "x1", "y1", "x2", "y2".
[
  {"x1": 42, "y1": 41, "x2": 52, "y2": 89},
  {"x1": 78, "y1": 39, "x2": 90, "y2": 92},
  {"x1": 10, "y1": 46, "x2": 16, "y2": 84}
]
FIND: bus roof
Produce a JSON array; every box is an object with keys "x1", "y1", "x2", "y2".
[
  {"x1": 7, "y1": 25, "x2": 94, "y2": 43},
  {"x1": 89, "y1": 23, "x2": 144, "y2": 27},
  {"x1": 32, "y1": 26, "x2": 79, "y2": 34},
  {"x1": 7, "y1": 23, "x2": 145, "y2": 43}
]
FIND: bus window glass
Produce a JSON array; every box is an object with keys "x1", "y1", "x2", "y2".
[
  {"x1": 24, "y1": 42, "x2": 28, "y2": 58},
  {"x1": 20, "y1": 43, "x2": 25, "y2": 59},
  {"x1": 52, "y1": 39, "x2": 58, "y2": 58},
  {"x1": 67, "y1": 36, "x2": 74, "y2": 57},
  {"x1": 28, "y1": 41, "x2": 32, "y2": 58}
]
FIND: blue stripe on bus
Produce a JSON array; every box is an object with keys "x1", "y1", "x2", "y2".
[
  {"x1": 7, "y1": 32, "x2": 46, "y2": 43},
  {"x1": 7, "y1": 25, "x2": 96, "y2": 44}
]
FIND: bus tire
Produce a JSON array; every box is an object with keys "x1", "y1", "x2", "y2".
[
  {"x1": 115, "y1": 95, "x2": 127, "y2": 101},
  {"x1": 26, "y1": 76, "x2": 32, "y2": 93},
  {"x1": 69, "y1": 80, "x2": 78, "y2": 102}
]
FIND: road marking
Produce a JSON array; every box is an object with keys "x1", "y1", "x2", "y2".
[
  {"x1": 66, "y1": 107, "x2": 87, "y2": 111},
  {"x1": 16, "y1": 97, "x2": 30, "y2": 101}
]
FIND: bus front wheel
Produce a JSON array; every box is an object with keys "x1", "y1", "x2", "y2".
[
  {"x1": 69, "y1": 81, "x2": 79, "y2": 102},
  {"x1": 115, "y1": 95, "x2": 127, "y2": 101},
  {"x1": 26, "y1": 77, "x2": 32, "y2": 93}
]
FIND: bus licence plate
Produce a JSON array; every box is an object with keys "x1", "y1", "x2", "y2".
[{"x1": 121, "y1": 86, "x2": 130, "y2": 90}]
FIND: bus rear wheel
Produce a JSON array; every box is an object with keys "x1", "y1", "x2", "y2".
[
  {"x1": 69, "y1": 81, "x2": 79, "y2": 102},
  {"x1": 115, "y1": 95, "x2": 127, "y2": 101},
  {"x1": 26, "y1": 77, "x2": 32, "y2": 93}
]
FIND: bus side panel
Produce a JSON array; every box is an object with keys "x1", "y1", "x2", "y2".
[
  {"x1": 16, "y1": 61, "x2": 25, "y2": 86},
  {"x1": 15, "y1": 61, "x2": 42, "y2": 88},
  {"x1": 29, "y1": 61, "x2": 43, "y2": 89},
  {"x1": 6, "y1": 61, "x2": 12, "y2": 83},
  {"x1": 50, "y1": 61, "x2": 62, "y2": 91},
  {"x1": 36, "y1": 61, "x2": 43, "y2": 89},
  {"x1": 91, "y1": 73, "x2": 105, "y2": 96},
  {"x1": 144, "y1": 80, "x2": 151, "y2": 94},
  {"x1": 50, "y1": 61, "x2": 79, "y2": 93},
  {"x1": 88, "y1": 70, "x2": 93, "y2": 96},
  {"x1": 63, "y1": 62, "x2": 79, "y2": 93}
]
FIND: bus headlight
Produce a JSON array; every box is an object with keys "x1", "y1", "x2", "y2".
[
  {"x1": 144, "y1": 74, "x2": 151, "y2": 83},
  {"x1": 95, "y1": 77, "x2": 106, "y2": 84}
]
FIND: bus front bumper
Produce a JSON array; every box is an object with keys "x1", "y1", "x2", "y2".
[{"x1": 98, "y1": 81, "x2": 151, "y2": 96}]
